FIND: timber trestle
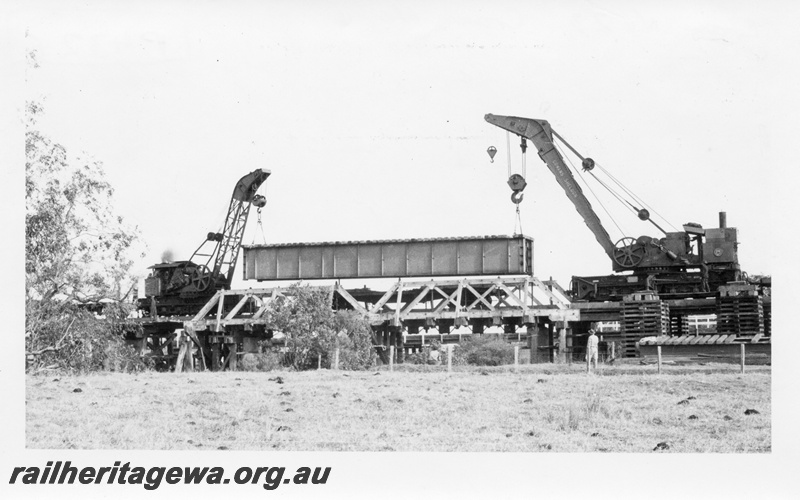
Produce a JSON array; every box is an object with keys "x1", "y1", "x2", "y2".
[{"x1": 131, "y1": 276, "x2": 581, "y2": 371}]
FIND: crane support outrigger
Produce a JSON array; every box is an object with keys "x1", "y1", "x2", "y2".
[{"x1": 485, "y1": 113, "x2": 742, "y2": 300}]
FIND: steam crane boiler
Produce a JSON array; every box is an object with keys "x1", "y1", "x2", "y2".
[
  {"x1": 138, "y1": 169, "x2": 270, "y2": 317},
  {"x1": 484, "y1": 114, "x2": 742, "y2": 301}
]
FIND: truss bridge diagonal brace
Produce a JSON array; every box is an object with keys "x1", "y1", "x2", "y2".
[
  {"x1": 465, "y1": 283, "x2": 497, "y2": 311},
  {"x1": 530, "y1": 276, "x2": 569, "y2": 309},
  {"x1": 454, "y1": 281, "x2": 466, "y2": 322},
  {"x1": 393, "y1": 284, "x2": 404, "y2": 326},
  {"x1": 432, "y1": 284, "x2": 463, "y2": 315},
  {"x1": 334, "y1": 284, "x2": 368, "y2": 315},
  {"x1": 399, "y1": 282, "x2": 435, "y2": 317},
  {"x1": 249, "y1": 288, "x2": 283, "y2": 320},
  {"x1": 369, "y1": 282, "x2": 401, "y2": 315},
  {"x1": 214, "y1": 293, "x2": 226, "y2": 332},
  {"x1": 225, "y1": 293, "x2": 253, "y2": 320},
  {"x1": 192, "y1": 291, "x2": 222, "y2": 323},
  {"x1": 495, "y1": 281, "x2": 527, "y2": 310}
]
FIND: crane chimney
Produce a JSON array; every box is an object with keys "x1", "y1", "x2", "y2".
[{"x1": 719, "y1": 211, "x2": 727, "y2": 229}]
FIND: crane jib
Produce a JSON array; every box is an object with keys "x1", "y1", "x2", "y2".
[{"x1": 485, "y1": 114, "x2": 617, "y2": 261}]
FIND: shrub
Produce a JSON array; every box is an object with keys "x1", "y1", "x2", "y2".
[
  {"x1": 266, "y1": 285, "x2": 336, "y2": 370},
  {"x1": 240, "y1": 351, "x2": 283, "y2": 372},
  {"x1": 406, "y1": 343, "x2": 467, "y2": 366},
  {"x1": 264, "y1": 285, "x2": 376, "y2": 371},
  {"x1": 332, "y1": 310, "x2": 377, "y2": 370},
  {"x1": 406, "y1": 349, "x2": 430, "y2": 365},
  {"x1": 462, "y1": 335, "x2": 514, "y2": 366},
  {"x1": 25, "y1": 301, "x2": 151, "y2": 374}
]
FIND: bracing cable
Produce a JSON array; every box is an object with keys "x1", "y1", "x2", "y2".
[
  {"x1": 553, "y1": 130, "x2": 679, "y2": 233},
  {"x1": 554, "y1": 141, "x2": 626, "y2": 239},
  {"x1": 552, "y1": 132, "x2": 640, "y2": 217},
  {"x1": 586, "y1": 170, "x2": 640, "y2": 215},
  {"x1": 594, "y1": 162, "x2": 679, "y2": 232}
]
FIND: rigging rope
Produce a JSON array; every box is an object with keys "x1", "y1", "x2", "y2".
[
  {"x1": 555, "y1": 142, "x2": 627, "y2": 239},
  {"x1": 586, "y1": 170, "x2": 640, "y2": 216},
  {"x1": 249, "y1": 184, "x2": 269, "y2": 245},
  {"x1": 256, "y1": 208, "x2": 267, "y2": 244},
  {"x1": 552, "y1": 131, "x2": 679, "y2": 234},
  {"x1": 513, "y1": 203, "x2": 523, "y2": 236},
  {"x1": 594, "y1": 162, "x2": 679, "y2": 232}
]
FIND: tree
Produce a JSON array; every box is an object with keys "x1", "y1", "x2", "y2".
[
  {"x1": 25, "y1": 98, "x2": 144, "y2": 372},
  {"x1": 265, "y1": 284, "x2": 376, "y2": 370},
  {"x1": 25, "y1": 101, "x2": 141, "y2": 303}
]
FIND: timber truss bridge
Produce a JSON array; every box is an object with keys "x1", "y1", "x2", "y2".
[{"x1": 129, "y1": 275, "x2": 579, "y2": 371}]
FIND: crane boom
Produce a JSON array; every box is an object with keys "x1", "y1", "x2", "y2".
[
  {"x1": 139, "y1": 168, "x2": 270, "y2": 317},
  {"x1": 484, "y1": 113, "x2": 616, "y2": 260},
  {"x1": 209, "y1": 169, "x2": 271, "y2": 287}
]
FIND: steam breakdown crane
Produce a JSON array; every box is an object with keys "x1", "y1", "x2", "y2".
[
  {"x1": 138, "y1": 169, "x2": 271, "y2": 316},
  {"x1": 484, "y1": 114, "x2": 741, "y2": 300}
]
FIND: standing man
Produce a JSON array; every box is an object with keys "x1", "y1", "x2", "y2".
[{"x1": 586, "y1": 329, "x2": 599, "y2": 371}]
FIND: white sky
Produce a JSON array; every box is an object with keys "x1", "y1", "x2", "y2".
[
  {"x1": 19, "y1": 0, "x2": 790, "y2": 289},
  {"x1": 5, "y1": 1, "x2": 800, "y2": 498}
]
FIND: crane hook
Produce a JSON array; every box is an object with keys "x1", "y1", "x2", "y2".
[{"x1": 511, "y1": 190, "x2": 524, "y2": 204}]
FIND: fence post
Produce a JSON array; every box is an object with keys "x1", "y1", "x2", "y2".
[
  {"x1": 657, "y1": 346, "x2": 662, "y2": 375},
  {"x1": 389, "y1": 345, "x2": 395, "y2": 372},
  {"x1": 447, "y1": 345, "x2": 452, "y2": 373},
  {"x1": 514, "y1": 345, "x2": 519, "y2": 371},
  {"x1": 334, "y1": 348, "x2": 340, "y2": 371},
  {"x1": 740, "y1": 344, "x2": 745, "y2": 374},
  {"x1": 318, "y1": 353, "x2": 322, "y2": 370}
]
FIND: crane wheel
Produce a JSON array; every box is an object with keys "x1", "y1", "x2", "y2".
[
  {"x1": 613, "y1": 237, "x2": 646, "y2": 268},
  {"x1": 191, "y1": 265, "x2": 213, "y2": 292}
]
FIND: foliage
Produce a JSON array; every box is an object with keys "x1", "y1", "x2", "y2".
[
  {"x1": 405, "y1": 350, "x2": 429, "y2": 365},
  {"x1": 461, "y1": 335, "x2": 515, "y2": 366},
  {"x1": 25, "y1": 301, "x2": 151, "y2": 374},
  {"x1": 25, "y1": 96, "x2": 144, "y2": 373},
  {"x1": 265, "y1": 284, "x2": 376, "y2": 370},
  {"x1": 265, "y1": 285, "x2": 336, "y2": 370},
  {"x1": 239, "y1": 351, "x2": 283, "y2": 372},
  {"x1": 406, "y1": 343, "x2": 467, "y2": 366},
  {"x1": 25, "y1": 100, "x2": 142, "y2": 304},
  {"x1": 332, "y1": 310, "x2": 377, "y2": 370}
]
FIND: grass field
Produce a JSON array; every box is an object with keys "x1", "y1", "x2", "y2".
[{"x1": 26, "y1": 363, "x2": 771, "y2": 453}]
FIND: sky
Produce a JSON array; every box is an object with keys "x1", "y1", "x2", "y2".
[
  {"x1": 17, "y1": 0, "x2": 791, "y2": 291},
  {"x1": 5, "y1": 1, "x2": 800, "y2": 498}
]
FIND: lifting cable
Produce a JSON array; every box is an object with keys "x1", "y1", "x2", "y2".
[
  {"x1": 513, "y1": 203, "x2": 523, "y2": 236},
  {"x1": 256, "y1": 207, "x2": 267, "y2": 245},
  {"x1": 507, "y1": 130, "x2": 525, "y2": 235},
  {"x1": 250, "y1": 185, "x2": 268, "y2": 245},
  {"x1": 506, "y1": 131, "x2": 512, "y2": 179}
]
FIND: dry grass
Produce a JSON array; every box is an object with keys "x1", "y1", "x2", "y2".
[{"x1": 26, "y1": 364, "x2": 770, "y2": 452}]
